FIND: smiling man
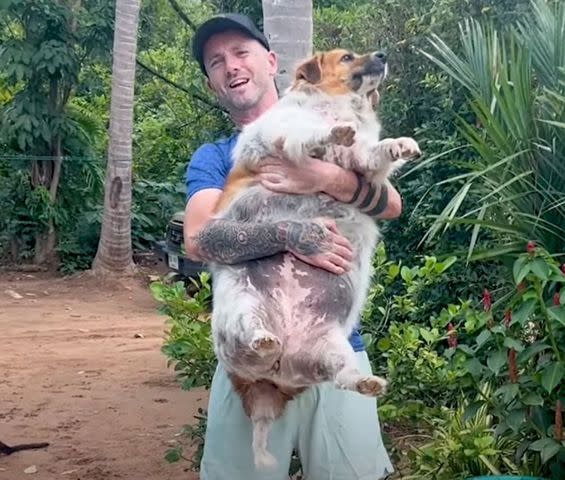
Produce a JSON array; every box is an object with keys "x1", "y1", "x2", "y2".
[{"x1": 183, "y1": 13, "x2": 397, "y2": 480}]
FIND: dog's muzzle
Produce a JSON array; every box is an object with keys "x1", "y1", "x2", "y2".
[{"x1": 364, "y1": 51, "x2": 387, "y2": 78}]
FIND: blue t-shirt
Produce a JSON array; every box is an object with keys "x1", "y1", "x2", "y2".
[{"x1": 185, "y1": 133, "x2": 365, "y2": 352}]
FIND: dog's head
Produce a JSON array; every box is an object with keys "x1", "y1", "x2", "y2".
[{"x1": 291, "y1": 48, "x2": 388, "y2": 99}]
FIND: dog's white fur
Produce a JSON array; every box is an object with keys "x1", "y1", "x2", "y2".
[{"x1": 207, "y1": 52, "x2": 420, "y2": 469}]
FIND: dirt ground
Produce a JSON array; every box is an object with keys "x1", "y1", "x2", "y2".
[{"x1": 0, "y1": 269, "x2": 206, "y2": 480}]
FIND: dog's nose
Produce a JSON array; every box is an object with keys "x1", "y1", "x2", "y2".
[{"x1": 372, "y1": 51, "x2": 387, "y2": 64}]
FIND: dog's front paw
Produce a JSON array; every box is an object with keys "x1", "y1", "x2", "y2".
[
  {"x1": 385, "y1": 137, "x2": 421, "y2": 161},
  {"x1": 329, "y1": 124, "x2": 356, "y2": 147},
  {"x1": 355, "y1": 375, "x2": 388, "y2": 397},
  {"x1": 250, "y1": 331, "x2": 282, "y2": 357}
]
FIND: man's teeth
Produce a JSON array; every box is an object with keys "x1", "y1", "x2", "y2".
[{"x1": 230, "y1": 79, "x2": 249, "y2": 88}]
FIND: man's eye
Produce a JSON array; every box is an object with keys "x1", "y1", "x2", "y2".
[
  {"x1": 237, "y1": 50, "x2": 249, "y2": 56},
  {"x1": 341, "y1": 53, "x2": 354, "y2": 62},
  {"x1": 209, "y1": 58, "x2": 222, "y2": 68}
]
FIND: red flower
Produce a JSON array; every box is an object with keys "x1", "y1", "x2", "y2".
[
  {"x1": 483, "y1": 289, "x2": 492, "y2": 312},
  {"x1": 504, "y1": 310, "x2": 512, "y2": 327},
  {"x1": 447, "y1": 323, "x2": 457, "y2": 348},
  {"x1": 508, "y1": 349, "x2": 518, "y2": 383},
  {"x1": 527, "y1": 241, "x2": 536, "y2": 254},
  {"x1": 561, "y1": 264, "x2": 565, "y2": 275},
  {"x1": 517, "y1": 282, "x2": 526, "y2": 293},
  {"x1": 554, "y1": 291, "x2": 561, "y2": 306}
]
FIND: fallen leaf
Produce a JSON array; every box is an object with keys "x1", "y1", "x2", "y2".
[
  {"x1": 24, "y1": 465, "x2": 37, "y2": 474},
  {"x1": 134, "y1": 333, "x2": 144, "y2": 339},
  {"x1": 61, "y1": 469, "x2": 79, "y2": 475},
  {"x1": 5, "y1": 289, "x2": 23, "y2": 299}
]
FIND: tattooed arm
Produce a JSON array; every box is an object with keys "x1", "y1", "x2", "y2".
[
  {"x1": 194, "y1": 218, "x2": 351, "y2": 274},
  {"x1": 183, "y1": 190, "x2": 352, "y2": 274}
]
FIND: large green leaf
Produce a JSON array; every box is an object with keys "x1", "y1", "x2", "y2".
[{"x1": 540, "y1": 362, "x2": 564, "y2": 393}]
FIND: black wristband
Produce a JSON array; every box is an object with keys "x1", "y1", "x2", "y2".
[
  {"x1": 347, "y1": 172, "x2": 364, "y2": 204},
  {"x1": 365, "y1": 184, "x2": 389, "y2": 216}
]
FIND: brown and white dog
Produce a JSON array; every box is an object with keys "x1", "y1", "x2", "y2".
[{"x1": 208, "y1": 48, "x2": 420, "y2": 469}]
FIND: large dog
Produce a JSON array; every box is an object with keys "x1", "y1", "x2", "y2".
[{"x1": 207, "y1": 48, "x2": 420, "y2": 468}]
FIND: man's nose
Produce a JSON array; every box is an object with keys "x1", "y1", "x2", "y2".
[
  {"x1": 225, "y1": 54, "x2": 241, "y2": 75},
  {"x1": 372, "y1": 51, "x2": 387, "y2": 64}
]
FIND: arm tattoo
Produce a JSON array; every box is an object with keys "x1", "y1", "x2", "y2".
[
  {"x1": 194, "y1": 219, "x2": 328, "y2": 264},
  {"x1": 347, "y1": 174, "x2": 389, "y2": 218}
]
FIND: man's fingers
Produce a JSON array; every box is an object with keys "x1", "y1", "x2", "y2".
[
  {"x1": 257, "y1": 163, "x2": 283, "y2": 174},
  {"x1": 326, "y1": 252, "x2": 351, "y2": 271},
  {"x1": 259, "y1": 173, "x2": 282, "y2": 184},
  {"x1": 321, "y1": 259, "x2": 345, "y2": 275},
  {"x1": 332, "y1": 244, "x2": 353, "y2": 262},
  {"x1": 331, "y1": 233, "x2": 353, "y2": 253}
]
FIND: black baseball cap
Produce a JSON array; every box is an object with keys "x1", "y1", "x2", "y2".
[{"x1": 192, "y1": 13, "x2": 270, "y2": 76}]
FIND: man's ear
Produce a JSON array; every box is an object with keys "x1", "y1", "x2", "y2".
[
  {"x1": 267, "y1": 50, "x2": 278, "y2": 77},
  {"x1": 295, "y1": 55, "x2": 322, "y2": 84}
]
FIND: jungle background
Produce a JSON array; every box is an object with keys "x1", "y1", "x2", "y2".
[{"x1": 1, "y1": 0, "x2": 564, "y2": 479}]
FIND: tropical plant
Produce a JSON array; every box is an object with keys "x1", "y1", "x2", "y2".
[
  {"x1": 407, "y1": 390, "x2": 532, "y2": 480},
  {"x1": 0, "y1": 0, "x2": 113, "y2": 264},
  {"x1": 446, "y1": 243, "x2": 565, "y2": 478},
  {"x1": 420, "y1": 0, "x2": 565, "y2": 261},
  {"x1": 152, "y1": 273, "x2": 215, "y2": 390}
]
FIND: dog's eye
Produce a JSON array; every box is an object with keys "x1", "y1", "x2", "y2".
[{"x1": 341, "y1": 53, "x2": 354, "y2": 62}]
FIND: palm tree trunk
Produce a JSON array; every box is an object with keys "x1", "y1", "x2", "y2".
[
  {"x1": 92, "y1": 0, "x2": 141, "y2": 275},
  {"x1": 261, "y1": 0, "x2": 313, "y2": 93}
]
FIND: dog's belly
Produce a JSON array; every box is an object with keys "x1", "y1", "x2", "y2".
[{"x1": 245, "y1": 253, "x2": 354, "y2": 345}]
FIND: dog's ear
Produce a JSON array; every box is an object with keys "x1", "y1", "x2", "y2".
[{"x1": 295, "y1": 55, "x2": 322, "y2": 84}]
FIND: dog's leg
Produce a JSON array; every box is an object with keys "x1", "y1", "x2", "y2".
[
  {"x1": 290, "y1": 329, "x2": 387, "y2": 397},
  {"x1": 212, "y1": 284, "x2": 283, "y2": 374},
  {"x1": 280, "y1": 123, "x2": 356, "y2": 162},
  {"x1": 229, "y1": 375, "x2": 296, "y2": 470}
]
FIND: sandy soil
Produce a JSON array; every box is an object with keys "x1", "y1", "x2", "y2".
[{"x1": 0, "y1": 270, "x2": 205, "y2": 480}]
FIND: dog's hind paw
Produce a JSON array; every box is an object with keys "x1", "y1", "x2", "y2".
[
  {"x1": 250, "y1": 332, "x2": 282, "y2": 357},
  {"x1": 355, "y1": 375, "x2": 388, "y2": 397},
  {"x1": 329, "y1": 124, "x2": 356, "y2": 146}
]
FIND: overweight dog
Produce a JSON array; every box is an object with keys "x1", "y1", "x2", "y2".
[{"x1": 207, "y1": 48, "x2": 420, "y2": 469}]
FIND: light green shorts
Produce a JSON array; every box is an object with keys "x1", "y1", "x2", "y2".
[{"x1": 200, "y1": 351, "x2": 394, "y2": 480}]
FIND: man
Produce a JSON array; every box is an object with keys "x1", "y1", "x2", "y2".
[{"x1": 184, "y1": 13, "x2": 397, "y2": 480}]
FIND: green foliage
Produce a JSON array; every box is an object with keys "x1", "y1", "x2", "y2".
[
  {"x1": 446, "y1": 246, "x2": 565, "y2": 478},
  {"x1": 407, "y1": 394, "x2": 531, "y2": 480},
  {"x1": 164, "y1": 408, "x2": 208, "y2": 471},
  {"x1": 152, "y1": 273, "x2": 216, "y2": 390},
  {"x1": 131, "y1": 178, "x2": 185, "y2": 250},
  {"x1": 421, "y1": 0, "x2": 565, "y2": 260}
]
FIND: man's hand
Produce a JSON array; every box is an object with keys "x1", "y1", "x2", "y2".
[
  {"x1": 283, "y1": 219, "x2": 353, "y2": 275},
  {"x1": 256, "y1": 155, "x2": 402, "y2": 220},
  {"x1": 255, "y1": 157, "x2": 335, "y2": 196}
]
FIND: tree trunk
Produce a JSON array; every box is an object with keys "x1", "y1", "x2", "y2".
[
  {"x1": 92, "y1": 0, "x2": 141, "y2": 275},
  {"x1": 261, "y1": 0, "x2": 313, "y2": 93}
]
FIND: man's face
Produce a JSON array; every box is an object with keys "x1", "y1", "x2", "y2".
[{"x1": 203, "y1": 30, "x2": 277, "y2": 112}]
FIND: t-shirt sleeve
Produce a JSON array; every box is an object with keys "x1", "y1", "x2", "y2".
[{"x1": 185, "y1": 143, "x2": 229, "y2": 202}]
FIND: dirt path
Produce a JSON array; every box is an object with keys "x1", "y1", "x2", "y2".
[{"x1": 0, "y1": 270, "x2": 205, "y2": 480}]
